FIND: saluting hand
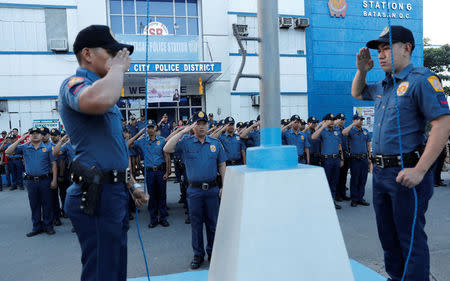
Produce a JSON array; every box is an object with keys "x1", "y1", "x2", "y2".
[
  {"x1": 396, "y1": 168, "x2": 425, "y2": 188},
  {"x1": 19, "y1": 132, "x2": 29, "y2": 141},
  {"x1": 106, "y1": 48, "x2": 131, "y2": 73},
  {"x1": 356, "y1": 47, "x2": 374, "y2": 73}
]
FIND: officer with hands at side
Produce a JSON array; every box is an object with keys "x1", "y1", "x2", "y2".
[
  {"x1": 312, "y1": 114, "x2": 344, "y2": 209},
  {"x1": 351, "y1": 25, "x2": 450, "y2": 281},
  {"x1": 342, "y1": 114, "x2": 371, "y2": 207},
  {"x1": 6, "y1": 128, "x2": 58, "y2": 236},
  {"x1": 164, "y1": 111, "x2": 227, "y2": 270},
  {"x1": 335, "y1": 113, "x2": 351, "y2": 202},
  {"x1": 127, "y1": 120, "x2": 171, "y2": 228},
  {"x1": 58, "y1": 25, "x2": 148, "y2": 281}
]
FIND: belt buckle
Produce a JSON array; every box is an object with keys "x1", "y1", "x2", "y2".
[
  {"x1": 152, "y1": 167, "x2": 158, "y2": 171},
  {"x1": 125, "y1": 168, "x2": 130, "y2": 184},
  {"x1": 375, "y1": 156, "x2": 384, "y2": 168},
  {"x1": 33, "y1": 176, "x2": 40, "y2": 181},
  {"x1": 201, "y1": 183, "x2": 209, "y2": 190}
]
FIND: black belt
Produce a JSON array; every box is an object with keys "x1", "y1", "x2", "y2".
[
  {"x1": 24, "y1": 173, "x2": 52, "y2": 181},
  {"x1": 322, "y1": 154, "x2": 340, "y2": 159},
  {"x1": 226, "y1": 160, "x2": 242, "y2": 165},
  {"x1": 371, "y1": 150, "x2": 422, "y2": 169},
  {"x1": 189, "y1": 180, "x2": 218, "y2": 190},
  {"x1": 72, "y1": 170, "x2": 127, "y2": 184},
  {"x1": 311, "y1": 153, "x2": 321, "y2": 158},
  {"x1": 350, "y1": 154, "x2": 368, "y2": 160},
  {"x1": 146, "y1": 164, "x2": 166, "y2": 172}
]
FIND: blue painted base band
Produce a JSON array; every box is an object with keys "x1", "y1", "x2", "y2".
[
  {"x1": 246, "y1": 145, "x2": 298, "y2": 170},
  {"x1": 260, "y1": 127, "x2": 281, "y2": 146}
]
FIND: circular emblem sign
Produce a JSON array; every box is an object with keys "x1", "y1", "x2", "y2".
[{"x1": 146, "y1": 22, "x2": 169, "y2": 36}]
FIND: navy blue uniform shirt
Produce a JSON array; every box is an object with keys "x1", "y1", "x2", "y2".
[
  {"x1": 159, "y1": 122, "x2": 172, "y2": 138},
  {"x1": 362, "y1": 64, "x2": 450, "y2": 155},
  {"x1": 58, "y1": 67, "x2": 129, "y2": 172},
  {"x1": 134, "y1": 135, "x2": 166, "y2": 167},
  {"x1": 15, "y1": 142, "x2": 55, "y2": 176},
  {"x1": 60, "y1": 142, "x2": 75, "y2": 164},
  {"x1": 336, "y1": 126, "x2": 349, "y2": 151},
  {"x1": 218, "y1": 133, "x2": 245, "y2": 161},
  {"x1": 127, "y1": 123, "x2": 139, "y2": 137},
  {"x1": 348, "y1": 127, "x2": 371, "y2": 155},
  {"x1": 319, "y1": 127, "x2": 342, "y2": 155},
  {"x1": 282, "y1": 129, "x2": 310, "y2": 155},
  {"x1": 305, "y1": 129, "x2": 321, "y2": 155},
  {"x1": 248, "y1": 130, "x2": 260, "y2": 147},
  {"x1": 175, "y1": 135, "x2": 227, "y2": 183}
]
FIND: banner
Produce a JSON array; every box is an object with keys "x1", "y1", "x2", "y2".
[
  {"x1": 353, "y1": 106, "x2": 375, "y2": 132},
  {"x1": 147, "y1": 77, "x2": 181, "y2": 103},
  {"x1": 32, "y1": 119, "x2": 60, "y2": 130}
]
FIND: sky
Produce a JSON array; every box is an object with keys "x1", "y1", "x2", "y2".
[{"x1": 423, "y1": 0, "x2": 450, "y2": 46}]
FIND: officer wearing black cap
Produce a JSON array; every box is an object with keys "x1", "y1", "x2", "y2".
[
  {"x1": 352, "y1": 25, "x2": 450, "y2": 281},
  {"x1": 240, "y1": 116, "x2": 260, "y2": 148},
  {"x1": 3, "y1": 132, "x2": 23, "y2": 190},
  {"x1": 208, "y1": 113, "x2": 217, "y2": 129},
  {"x1": 128, "y1": 120, "x2": 171, "y2": 228},
  {"x1": 282, "y1": 115, "x2": 310, "y2": 164},
  {"x1": 215, "y1": 117, "x2": 246, "y2": 165},
  {"x1": 312, "y1": 114, "x2": 344, "y2": 209},
  {"x1": 6, "y1": 127, "x2": 58, "y2": 236},
  {"x1": 39, "y1": 127, "x2": 51, "y2": 146},
  {"x1": 164, "y1": 111, "x2": 227, "y2": 270},
  {"x1": 305, "y1": 116, "x2": 321, "y2": 166},
  {"x1": 59, "y1": 25, "x2": 148, "y2": 281},
  {"x1": 49, "y1": 128, "x2": 63, "y2": 226},
  {"x1": 334, "y1": 113, "x2": 351, "y2": 202}
]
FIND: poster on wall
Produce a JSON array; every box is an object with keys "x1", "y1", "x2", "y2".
[
  {"x1": 353, "y1": 106, "x2": 375, "y2": 132},
  {"x1": 146, "y1": 77, "x2": 181, "y2": 103}
]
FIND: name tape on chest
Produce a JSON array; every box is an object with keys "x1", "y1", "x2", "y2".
[
  {"x1": 427, "y1": 76, "x2": 444, "y2": 92},
  {"x1": 397, "y1": 81, "x2": 410, "y2": 96}
]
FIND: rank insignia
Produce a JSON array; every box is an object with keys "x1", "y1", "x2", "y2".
[
  {"x1": 68, "y1": 77, "x2": 85, "y2": 88},
  {"x1": 427, "y1": 76, "x2": 444, "y2": 92}
]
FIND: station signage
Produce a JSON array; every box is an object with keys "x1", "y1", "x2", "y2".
[
  {"x1": 128, "y1": 62, "x2": 221, "y2": 73},
  {"x1": 328, "y1": 1, "x2": 415, "y2": 19}
]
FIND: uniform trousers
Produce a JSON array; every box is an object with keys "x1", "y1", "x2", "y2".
[
  {"x1": 8, "y1": 158, "x2": 23, "y2": 187},
  {"x1": 373, "y1": 166, "x2": 432, "y2": 281},
  {"x1": 350, "y1": 159, "x2": 369, "y2": 202},
  {"x1": 323, "y1": 158, "x2": 340, "y2": 199},
  {"x1": 146, "y1": 169, "x2": 168, "y2": 224},
  {"x1": 337, "y1": 157, "x2": 350, "y2": 198},
  {"x1": 26, "y1": 178, "x2": 53, "y2": 231},
  {"x1": 187, "y1": 186, "x2": 220, "y2": 257},
  {"x1": 65, "y1": 182, "x2": 129, "y2": 281}
]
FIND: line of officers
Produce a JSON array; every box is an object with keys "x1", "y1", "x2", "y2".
[{"x1": 1, "y1": 127, "x2": 75, "y2": 236}]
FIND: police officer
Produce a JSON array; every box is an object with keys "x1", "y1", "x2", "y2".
[
  {"x1": 6, "y1": 128, "x2": 58, "y2": 236},
  {"x1": 342, "y1": 114, "x2": 371, "y2": 207},
  {"x1": 158, "y1": 113, "x2": 173, "y2": 138},
  {"x1": 282, "y1": 115, "x2": 310, "y2": 164},
  {"x1": 164, "y1": 111, "x2": 227, "y2": 269},
  {"x1": 49, "y1": 128, "x2": 63, "y2": 226},
  {"x1": 127, "y1": 116, "x2": 141, "y2": 177},
  {"x1": 335, "y1": 113, "x2": 351, "y2": 202},
  {"x1": 4, "y1": 134, "x2": 24, "y2": 190},
  {"x1": 240, "y1": 116, "x2": 261, "y2": 147},
  {"x1": 208, "y1": 113, "x2": 217, "y2": 129},
  {"x1": 136, "y1": 113, "x2": 147, "y2": 131},
  {"x1": 216, "y1": 117, "x2": 246, "y2": 165},
  {"x1": 58, "y1": 25, "x2": 148, "y2": 281},
  {"x1": 351, "y1": 25, "x2": 450, "y2": 281},
  {"x1": 40, "y1": 127, "x2": 51, "y2": 146},
  {"x1": 305, "y1": 116, "x2": 321, "y2": 166},
  {"x1": 311, "y1": 114, "x2": 344, "y2": 209},
  {"x1": 128, "y1": 120, "x2": 171, "y2": 228}
]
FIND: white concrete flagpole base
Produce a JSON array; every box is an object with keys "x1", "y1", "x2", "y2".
[{"x1": 208, "y1": 165, "x2": 355, "y2": 281}]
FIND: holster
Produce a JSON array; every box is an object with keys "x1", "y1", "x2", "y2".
[{"x1": 71, "y1": 160, "x2": 103, "y2": 216}]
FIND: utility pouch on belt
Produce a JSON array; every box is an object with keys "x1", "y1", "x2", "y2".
[{"x1": 71, "y1": 160, "x2": 103, "y2": 216}]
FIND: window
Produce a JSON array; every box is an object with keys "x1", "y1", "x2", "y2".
[{"x1": 109, "y1": 0, "x2": 198, "y2": 36}]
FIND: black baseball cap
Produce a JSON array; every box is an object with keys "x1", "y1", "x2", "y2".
[
  {"x1": 249, "y1": 120, "x2": 257, "y2": 126},
  {"x1": 61, "y1": 130, "x2": 67, "y2": 137},
  {"x1": 256, "y1": 115, "x2": 260, "y2": 121},
  {"x1": 29, "y1": 127, "x2": 40, "y2": 134},
  {"x1": 290, "y1": 115, "x2": 301, "y2": 122},
  {"x1": 336, "y1": 113, "x2": 346, "y2": 120},
  {"x1": 218, "y1": 120, "x2": 224, "y2": 126},
  {"x1": 300, "y1": 119, "x2": 307, "y2": 125},
  {"x1": 73, "y1": 25, "x2": 134, "y2": 55},
  {"x1": 353, "y1": 114, "x2": 365, "y2": 120},
  {"x1": 307, "y1": 116, "x2": 318, "y2": 123},
  {"x1": 1, "y1": 131, "x2": 7, "y2": 134},
  {"x1": 323, "y1": 113, "x2": 336, "y2": 121},
  {"x1": 237, "y1": 122, "x2": 245, "y2": 128},
  {"x1": 39, "y1": 127, "x2": 50, "y2": 134},
  {"x1": 281, "y1": 119, "x2": 289, "y2": 126},
  {"x1": 366, "y1": 25, "x2": 415, "y2": 50},
  {"x1": 224, "y1": 117, "x2": 235, "y2": 125},
  {"x1": 193, "y1": 111, "x2": 208, "y2": 123},
  {"x1": 147, "y1": 119, "x2": 156, "y2": 127},
  {"x1": 50, "y1": 128, "x2": 61, "y2": 136}
]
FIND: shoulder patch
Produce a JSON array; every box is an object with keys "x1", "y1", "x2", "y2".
[
  {"x1": 67, "y1": 77, "x2": 85, "y2": 88},
  {"x1": 210, "y1": 144, "x2": 216, "y2": 152},
  {"x1": 427, "y1": 76, "x2": 444, "y2": 92}
]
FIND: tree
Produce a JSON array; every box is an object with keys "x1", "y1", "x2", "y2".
[{"x1": 423, "y1": 38, "x2": 450, "y2": 95}]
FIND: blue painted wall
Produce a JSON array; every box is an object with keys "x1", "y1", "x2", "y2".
[{"x1": 304, "y1": 0, "x2": 423, "y2": 123}]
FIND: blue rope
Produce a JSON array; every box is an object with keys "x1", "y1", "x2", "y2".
[{"x1": 386, "y1": 4, "x2": 418, "y2": 281}]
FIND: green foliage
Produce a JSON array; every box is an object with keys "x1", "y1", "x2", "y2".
[{"x1": 423, "y1": 39, "x2": 450, "y2": 95}]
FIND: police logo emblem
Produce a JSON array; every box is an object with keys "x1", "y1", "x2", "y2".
[
  {"x1": 68, "y1": 77, "x2": 85, "y2": 88},
  {"x1": 236, "y1": 136, "x2": 240, "y2": 141},
  {"x1": 363, "y1": 131, "x2": 367, "y2": 135},
  {"x1": 198, "y1": 112, "x2": 205, "y2": 118},
  {"x1": 397, "y1": 82, "x2": 409, "y2": 96},
  {"x1": 40, "y1": 127, "x2": 45, "y2": 131},
  {"x1": 42, "y1": 148, "x2": 47, "y2": 152},
  {"x1": 334, "y1": 131, "x2": 338, "y2": 136},
  {"x1": 380, "y1": 26, "x2": 389, "y2": 37},
  {"x1": 156, "y1": 141, "x2": 160, "y2": 145},
  {"x1": 210, "y1": 144, "x2": 216, "y2": 152},
  {"x1": 301, "y1": 135, "x2": 304, "y2": 140},
  {"x1": 330, "y1": 114, "x2": 334, "y2": 118},
  {"x1": 427, "y1": 76, "x2": 444, "y2": 92}
]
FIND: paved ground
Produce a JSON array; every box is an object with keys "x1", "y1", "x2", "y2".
[{"x1": 0, "y1": 168, "x2": 449, "y2": 281}]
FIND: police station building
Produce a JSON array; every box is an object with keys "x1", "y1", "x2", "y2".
[{"x1": 0, "y1": 0, "x2": 423, "y2": 132}]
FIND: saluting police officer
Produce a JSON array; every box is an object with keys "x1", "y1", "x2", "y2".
[
  {"x1": 128, "y1": 120, "x2": 171, "y2": 228},
  {"x1": 6, "y1": 128, "x2": 57, "y2": 236},
  {"x1": 312, "y1": 114, "x2": 345, "y2": 209},
  {"x1": 351, "y1": 25, "x2": 450, "y2": 281},
  {"x1": 335, "y1": 113, "x2": 351, "y2": 202},
  {"x1": 3, "y1": 134, "x2": 24, "y2": 190},
  {"x1": 282, "y1": 115, "x2": 310, "y2": 164},
  {"x1": 48, "y1": 128, "x2": 64, "y2": 226},
  {"x1": 304, "y1": 116, "x2": 321, "y2": 166},
  {"x1": 342, "y1": 114, "x2": 371, "y2": 207},
  {"x1": 240, "y1": 115, "x2": 261, "y2": 148},
  {"x1": 215, "y1": 117, "x2": 246, "y2": 165},
  {"x1": 58, "y1": 25, "x2": 148, "y2": 281},
  {"x1": 164, "y1": 111, "x2": 227, "y2": 270}
]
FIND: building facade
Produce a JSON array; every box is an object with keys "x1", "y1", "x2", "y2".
[{"x1": 0, "y1": 0, "x2": 423, "y2": 132}]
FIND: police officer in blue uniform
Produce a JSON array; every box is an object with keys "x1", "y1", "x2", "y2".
[
  {"x1": 208, "y1": 113, "x2": 217, "y2": 129},
  {"x1": 342, "y1": 114, "x2": 371, "y2": 207},
  {"x1": 49, "y1": 128, "x2": 64, "y2": 226},
  {"x1": 282, "y1": 115, "x2": 310, "y2": 164},
  {"x1": 158, "y1": 113, "x2": 173, "y2": 138},
  {"x1": 305, "y1": 116, "x2": 321, "y2": 166},
  {"x1": 127, "y1": 116, "x2": 141, "y2": 176},
  {"x1": 6, "y1": 127, "x2": 58, "y2": 236},
  {"x1": 335, "y1": 113, "x2": 351, "y2": 201},
  {"x1": 3, "y1": 135, "x2": 23, "y2": 190},
  {"x1": 58, "y1": 25, "x2": 148, "y2": 281},
  {"x1": 312, "y1": 114, "x2": 344, "y2": 209},
  {"x1": 128, "y1": 120, "x2": 171, "y2": 228},
  {"x1": 136, "y1": 113, "x2": 147, "y2": 131},
  {"x1": 352, "y1": 25, "x2": 450, "y2": 281},
  {"x1": 40, "y1": 127, "x2": 51, "y2": 146},
  {"x1": 164, "y1": 111, "x2": 227, "y2": 270},
  {"x1": 216, "y1": 117, "x2": 246, "y2": 165},
  {"x1": 240, "y1": 116, "x2": 261, "y2": 147}
]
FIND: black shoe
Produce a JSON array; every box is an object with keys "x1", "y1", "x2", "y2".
[
  {"x1": 19, "y1": 186, "x2": 24, "y2": 190},
  {"x1": 10, "y1": 186, "x2": 17, "y2": 191},
  {"x1": 71, "y1": 227, "x2": 76, "y2": 233},
  {"x1": 148, "y1": 222, "x2": 158, "y2": 228},
  {"x1": 334, "y1": 202, "x2": 342, "y2": 210},
  {"x1": 185, "y1": 217, "x2": 190, "y2": 224},
  {"x1": 341, "y1": 195, "x2": 351, "y2": 201},
  {"x1": 160, "y1": 220, "x2": 170, "y2": 227},
  {"x1": 190, "y1": 255, "x2": 204, "y2": 270},
  {"x1": 61, "y1": 212, "x2": 68, "y2": 219},
  {"x1": 178, "y1": 198, "x2": 184, "y2": 204},
  {"x1": 129, "y1": 213, "x2": 134, "y2": 220},
  {"x1": 335, "y1": 196, "x2": 343, "y2": 202},
  {"x1": 350, "y1": 201, "x2": 358, "y2": 207},
  {"x1": 437, "y1": 181, "x2": 446, "y2": 187},
  {"x1": 26, "y1": 230, "x2": 42, "y2": 237},
  {"x1": 53, "y1": 219, "x2": 62, "y2": 226},
  {"x1": 46, "y1": 229, "x2": 56, "y2": 235},
  {"x1": 358, "y1": 199, "x2": 370, "y2": 206}
]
